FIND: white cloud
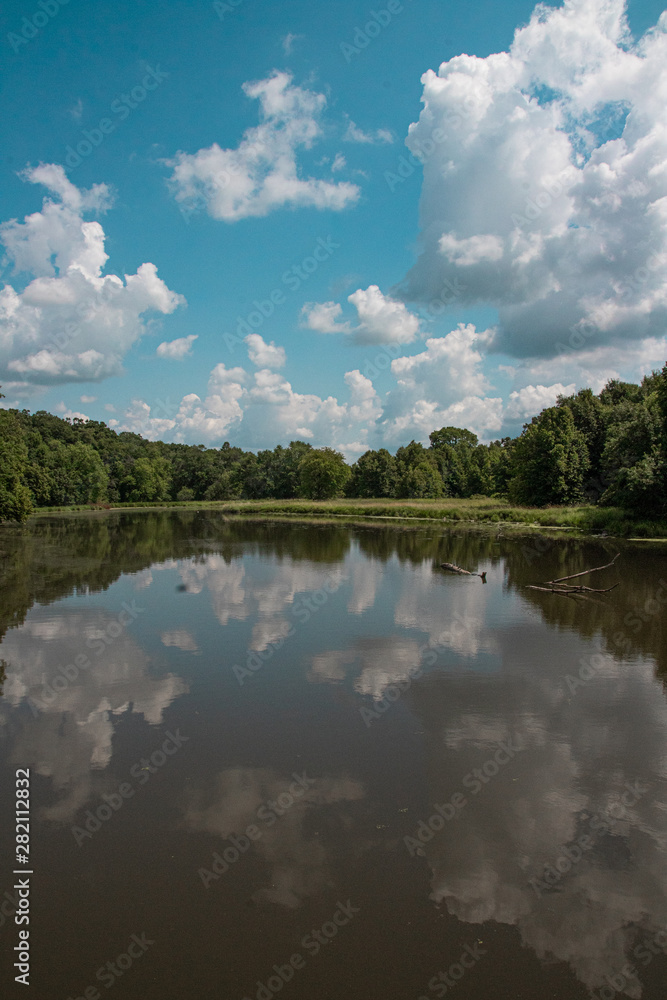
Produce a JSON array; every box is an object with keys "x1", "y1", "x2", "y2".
[
  {"x1": 300, "y1": 300, "x2": 352, "y2": 334},
  {"x1": 282, "y1": 32, "x2": 303, "y2": 54},
  {"x1": 331, "y1": 153, "x2": 347, "y2": 173},
  {"x1": 114, "y1": 358, "x2": 382, "y2": 456},
  {"x1": 380, "y1": 324, "x2": 503, "y2": 445},
  {"x1": 505, "y1": 382, "x2": 577, "y2": 420},
  {"x1": 344, "y1": 120, "x2": 394, "y2": 144},
  {"x1": 244, "y1": 332, "x2": 286, "y2": 368},
  {"x1": 80, "y1": 394, "x2": 96, "y2": 403},
  {"x1": 302, "y1": 285, "x2": 421, "y2": 344},
  {"x1": 167, "y1": 71, "x2": 360, "y2": 221},
  {"x1": 398, "y1": 0, "x2": 667, "y2": 360},
  {"x1": 161, "y1": 629, "x2": 199, "y2": 652},
  {"x1": 54, "y1": 404, "x2": 89, "y2": 422},
  {"x1": 495, "y1": 337, "x2": 666, "y2": 434},
  {"x1": 0, "y1": 165, "x2": 184, "y2": 386},
  {"x1": 349, "y1": 285, "x2": 421, "y2": 344},
  {"x1": 156, "y1": 334, "x2": 198, "y2": 359}
]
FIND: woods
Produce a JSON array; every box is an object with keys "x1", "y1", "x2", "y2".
[{"x1": 1, "y1": 367, "x2": 665, "y2": 523}]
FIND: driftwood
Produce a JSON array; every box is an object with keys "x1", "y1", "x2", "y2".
[
  {"x1": 441, "y1": 562, "x2": 487, "y2": 584},
  {"x1": 527, "y1": 553, "x2": 620, "y2": 598}
]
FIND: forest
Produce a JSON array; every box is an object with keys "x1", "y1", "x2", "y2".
[{"x1": 1, "y1": 366, "x2": 665, "y2": 523}]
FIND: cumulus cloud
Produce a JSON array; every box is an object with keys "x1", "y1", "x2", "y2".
[
  {"x1": 302, "y1": 285, "x2": 421, "y2": 344},
  {"x1": 496, "y1": 337, "x2": 666, "y2": 434},
  {"x1": 167, "y1": 71, "x2": 360, "y2": 221},
  {"x1": 0, "y1": 165, "x2": 184, "y2": 386},
  {"x1": 505, "y1": 382, "x2": 577, "y2": 420},
  {"x1": 113, "y1": 357, "x2": 382, "y2": 459},
  {"x1": 54, "y1": 402, "x2": 90, "y2": 422},
  {"x1": 397, "y1": 0, "x2": 667, "y2": 360},
  {"x1": 349, "y1": 285, "x2": 421, "y2": 344},
  {"x1": 344, "y1": 120, "x2": 393, "y2": 144},
  {"x1": 110, "y1": 321, "x2": 515, "y2": 453},
  {"x1": 156, "y1": 334, "x2": 198, "y2": 359},
  {"x1": 301, "y1": 300, "x2": 352, "y2": 334},
  {"x1": 379, "y1": 324, "x2": 503, "y2": 444},
  {"x1": 244, "y1": 332, "x2": 286, "y2": 368}
]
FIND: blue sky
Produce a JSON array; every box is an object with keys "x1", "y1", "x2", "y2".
[{"x1": 1, "y1": 0, "x2": 666, "y2": 456}]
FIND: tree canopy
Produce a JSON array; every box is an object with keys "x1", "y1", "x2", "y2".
[{"x1": 0, "y1": 370, "x2": 665, "y2": 522}]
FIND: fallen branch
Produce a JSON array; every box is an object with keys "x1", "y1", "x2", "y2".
[
  {"x1": 527, "y1": 553, "x2": 620, "y2": 598},
  {"x1": 548, "y1": 552, "x2": 620, "y2": 585},
  {"x1": 527, "y1": 584, "x2": 618, "y2": 594},
  {"x1": 441, "y1": 562, "x2": 487, "y2": 584}
]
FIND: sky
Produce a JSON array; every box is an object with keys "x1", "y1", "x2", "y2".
[{"x1": 0, "y1": 0, "x2": 666, "y2": 458}]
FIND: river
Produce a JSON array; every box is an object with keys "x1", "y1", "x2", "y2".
[{"x1": 0, "y1": 511, "x2": 666, "y2": 999}]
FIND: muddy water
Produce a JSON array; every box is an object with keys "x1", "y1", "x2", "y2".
[{"x1": 0, "y1": 511, "x2": 666, "y2": 999}]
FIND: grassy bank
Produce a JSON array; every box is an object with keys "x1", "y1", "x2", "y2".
[{"x1": 27, "y1": 497, "x2": 667, "y2": 538}]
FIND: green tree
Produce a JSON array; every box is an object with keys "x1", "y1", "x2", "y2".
[
  {"x1": 558, "y1": 388, "x2": 607, "y2": 498},
  {"x1": 299, "y1": 448, "x2": 350, "y2": 499},
  {"x1": 204, "y1": 471, "x2": 241, "y2": 500},
  {"x1": 599, "y1": 392, "x2": 664, "y2": 516},
  {"x1": 508, "y1": 406, "x2": 590, "y2": 505},
  {"x1": 122, "y1": 454, "x2": 172, "y2": 502},
  {"x1": 429, "y1": 426, "x2": 479, "y2": 497},
  {"x1": 0, "y1": 409, "x2": 34, "y2": 522},
  {"x1": 429, "y1": 426, "x2": 478, "y2": 450},
  {"x1": 394, "y1": 441, "x2": 444, "y2": 498},
  {"x1": 347, "y1": 449, "x2": 397, "y2": 498},
  {"x1": 272, "y1": 441, "x2": 313, "y2": 497}
]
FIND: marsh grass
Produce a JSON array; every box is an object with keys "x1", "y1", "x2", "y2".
[{"x1": 29, "y1": 497, "x2": 667, "y2": 537}]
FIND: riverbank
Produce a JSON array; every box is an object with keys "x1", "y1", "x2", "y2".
[{"x1": 26, "y1": 497, "x2": 667, "y2": 538}]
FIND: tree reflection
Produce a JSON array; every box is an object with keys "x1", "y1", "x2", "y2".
[{"x1": 0, "y1": 513, "x2": 665, "y2": 682}]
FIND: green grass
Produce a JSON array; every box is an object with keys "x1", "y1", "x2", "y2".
[{"x1": 27, "y1": 497, "x2": 667, "y2": 537}]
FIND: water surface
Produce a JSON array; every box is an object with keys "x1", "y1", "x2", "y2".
[{"x1": 1, "y1": 512, "x2": 666, "y2": 999}]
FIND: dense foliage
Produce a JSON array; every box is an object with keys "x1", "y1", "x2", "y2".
[{"x1": 0, "y1": 368, "x2": 665, "y2": 522}]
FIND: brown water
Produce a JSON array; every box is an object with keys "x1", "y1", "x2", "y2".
[{"x1": 0, "y1": 511, "x2": 666, "y2": 1000}]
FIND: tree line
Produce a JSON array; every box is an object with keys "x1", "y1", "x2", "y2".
[{"x1": 0, "y1": 366, "x2": 665, "y2": 522}]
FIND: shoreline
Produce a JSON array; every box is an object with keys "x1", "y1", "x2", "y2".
[{"x1": 18, "y1": 498, "x2": 667, "y2": 539}]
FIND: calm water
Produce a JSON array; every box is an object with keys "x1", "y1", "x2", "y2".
[{"x1": 1, "y1": 511, "x2": 666, "y2": 1000}]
